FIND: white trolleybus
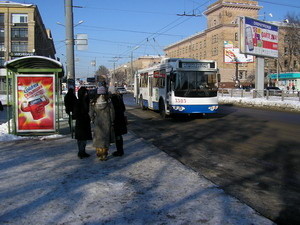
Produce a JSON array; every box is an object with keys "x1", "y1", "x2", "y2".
[{"x1": 134, "y1": 58, "x2": 219, "y2": 118}]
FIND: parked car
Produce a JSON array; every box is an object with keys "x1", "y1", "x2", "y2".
[
  {"x1": 242, "y1": 86, "x2": 253, "y2": 92},
  {"x1": 116, "y1": 87, "x2": 127, "y2": 94},
  {"x1": 265, "y1": 86, "x2": 282, "y2": 96}
]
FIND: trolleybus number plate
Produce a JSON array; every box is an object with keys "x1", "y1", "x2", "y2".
[{"x1": 175, "y1": 98, "x2": 187, "y2": 103}]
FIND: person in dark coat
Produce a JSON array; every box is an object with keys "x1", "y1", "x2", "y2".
[
  {"x1": 110, "y1": 87, "x2": 127, "y2": 157},
  {"x1": 0, "y1": 100, "x2": 3, "y2": 111},
  {"x1": 64, "y1": 87, "x2": 77, "y2": 132},
  {"x1": 74, "y1": 87, "x2": 92, "y2": 159}
]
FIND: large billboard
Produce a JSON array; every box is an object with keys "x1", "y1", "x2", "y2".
[
  {"x1": 16, "y1": 75, "x2": 55, "y2": 132},
  {"x1": 224, "y1": 41, "x2": 254, "y2": 63},
  {"x1": 239, "y1": 17, "x2": 278, "y2": 58}
]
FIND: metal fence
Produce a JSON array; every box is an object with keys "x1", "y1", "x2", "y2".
[{"x1": 218, "y1": 88, "x2": 300, "y2": 102}]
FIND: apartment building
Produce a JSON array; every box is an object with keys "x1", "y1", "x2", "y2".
[
  {"x1": 113, "y1": 55, "x2": 163, "y2": 86},
  {"x1": 164, "y1": 0, "x2": 299, "y2": 88},
  {"x1": 0, "y1": 1, "x2": 56, "y2": 93}
]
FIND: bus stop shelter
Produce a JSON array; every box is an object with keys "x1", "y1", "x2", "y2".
[{"x1": 5, "y1": 56, "x2": 64, "y2": 136}]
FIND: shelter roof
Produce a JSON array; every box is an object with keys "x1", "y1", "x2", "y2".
[{"x1": 5, "y1": 56, "x2": 64, "y2": 77}]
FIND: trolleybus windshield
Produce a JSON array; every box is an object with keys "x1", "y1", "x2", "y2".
[{"x1": 174, "y1": 71, "x2": 218, "y2": 97}]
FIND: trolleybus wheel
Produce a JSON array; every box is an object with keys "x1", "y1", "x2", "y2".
[
  {"x1": 139, "y1": 96, "x2": 146, "y2": 110},
  {"x1": 159, "y1": 99, "x2": 167, "y2": 119}
]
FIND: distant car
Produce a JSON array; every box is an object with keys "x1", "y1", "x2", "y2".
[
  {"x1": 116, "y1": 87, "x2": 127, "y2": 94},
  {"x1": 242, "y1": 86, "x2": 253, "y2": 92},
  {"x1": 265, "y1": 86, "x2": 282, "y2": 96}
]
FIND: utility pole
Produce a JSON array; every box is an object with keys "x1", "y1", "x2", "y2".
[
  {"x1": 234, "y1": 57, "x2": 239, "y2": 88},
  {"x1": 65, "y1": 0, "x2": 75, "y2": 89},
  {"x1": 131, "y1": 46, "x2": 139, "y2": 86}
]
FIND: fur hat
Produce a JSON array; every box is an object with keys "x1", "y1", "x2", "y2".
[{"x1": 97, "y1": 86, "x2": 107, "y2": 95}]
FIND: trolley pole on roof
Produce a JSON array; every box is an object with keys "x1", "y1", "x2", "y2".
[{"x1": 65, "y1": 0, "x2": 75, "y2": 89}]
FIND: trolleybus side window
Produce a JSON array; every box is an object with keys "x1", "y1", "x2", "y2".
[
  {"x1": 153, "y1": 70, "x2": 165, "y2": 88},
  {"x1": 140, "y1": 73, "x2": 148, "y2": 87}
]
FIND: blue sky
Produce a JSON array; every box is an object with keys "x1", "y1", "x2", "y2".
[{"x1": 23, "y1": 0, "x2": 300, "y2": 79}]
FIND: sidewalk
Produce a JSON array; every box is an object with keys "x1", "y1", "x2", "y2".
[{"x1": 0, "y1": 125, "x2": 274, "y2": 224}]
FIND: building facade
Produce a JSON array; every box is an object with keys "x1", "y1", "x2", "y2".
[
  {"x1": 164, "y1": 0, "x2": 299, "y2": 89},
  {"x1": 114, "y1": 55, "x2": 163, "y2": 86},
  {"x1": 266, "y1": 21, "x2": 300, "y2": 90},
  {"x1": 0, "y1": 1, "x2": 56, "y2": 93}
]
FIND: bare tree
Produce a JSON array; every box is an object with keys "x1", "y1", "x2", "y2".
[
  {"x1": 95, "y1": 65, "x2": 109, "y2": 76},
  {"x1": 95, "y1": 65, "x2": 109, "y2": 83},
  {"x1": 283, "y1": 13, "x2": 300, "y2": 71},
  {"x1": 114, "y1": 70, "x2": 126, "y2": 86}
]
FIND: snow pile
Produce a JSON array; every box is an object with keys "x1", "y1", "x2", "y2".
[
  {"x1": 0, "y1": 120, "x2": 64, "y2": 142},
  {"x1": 219, "y1": 96, "x2": 300, "y2": 111},
  {"x1": 0, "y1": 121, "x2": 27, "y2": 141}
]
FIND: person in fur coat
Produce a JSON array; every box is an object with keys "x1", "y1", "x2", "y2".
[{"x1": 90, "y1": 86, "x2": 115, "y2": 161}]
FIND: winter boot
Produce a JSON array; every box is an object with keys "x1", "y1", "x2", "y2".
[
  {"x1": 78, "y1": 140, "x2": 90, "y2": 159},
  {"x1": 96, "y1": 148, "x2": 108, "y2": 161}
]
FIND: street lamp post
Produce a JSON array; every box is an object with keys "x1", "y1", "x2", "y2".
[
  {"x1": 65, "y1": 0, "x2": 75, "y2": 89},
  {"x1": 131, "y1": 46, "x2": 139, "y2": 86}
]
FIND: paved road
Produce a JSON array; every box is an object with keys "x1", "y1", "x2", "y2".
[{"x1": 123, "y1": 94, "x2": 300, "y2": 225}]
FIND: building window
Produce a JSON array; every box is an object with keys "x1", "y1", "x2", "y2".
[
  {"x1": 0, "y1": 14, "x2": 4, "y2": 24},
  {"x1": 284, "y1": 60, "x2": 288, "y2": 67},
  {"x1": 11, "y1": 41, "x2": 28, "y2": 52},
  {"x1": 11, "y1": 28, "x2": 28, "y2": 38},
  {"x1": 213, "y1": 19, "x2": 217, "y2": 26},
  {"x1": 284, "y1": 47, "x2": 288, "y2": 55},
  {"x1": 0, "y1": 43, "x2": 4, "y2": 51},
  {"x1": 212, "y1": 47, "x2": 218, "y2": 56},
  {"x1": 0, "y1": 27, "x2": 4, "y2": 38},
  {"x1": 12, "y1": 14, "x2": 28, "y2": 24},
  {"x1": 235, "y1": 32, "x2": 238, "y2": 41},
  {"x1": 0, "y1": 57, "x2": 4, "y2": 67},
  {"x1": 212, "y1": 35, "x2": 218, "y2": 44}
]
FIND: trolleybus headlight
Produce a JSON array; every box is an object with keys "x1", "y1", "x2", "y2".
[
  {"x1": 208, "y1": 106, "x2": 219, "y2": 111},
  {"x1": 172, "y1": 106, "x2": 185, "y2": 111}
]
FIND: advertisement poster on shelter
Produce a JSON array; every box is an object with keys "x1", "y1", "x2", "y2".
[{"x1": 16, "y1": 75, "x2": 55, "y2": 132}]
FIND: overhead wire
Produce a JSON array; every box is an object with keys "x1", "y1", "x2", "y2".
[
  {"x1": 78, "y1": 25, "x2": 185, "y2": 37},
  {"x1": 257, "y1": 0, "x2": 300, "y2": 8},
  {"x1": 75, "y1": 0, "x2": 210, "y2": 69},
  {"x1": 115, "y1": 0, "x2": 211, "y2": 61}
]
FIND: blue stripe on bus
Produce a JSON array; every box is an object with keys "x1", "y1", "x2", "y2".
[
  {"x1": 170, "y1": 104, "x2": 218, "y2": 114},
  {"x1": 153, "y1": 102, "x2": 159, "y2": 110},
  {"x1": 142, "y1": 100, "x2": 159, "y2": 110}
]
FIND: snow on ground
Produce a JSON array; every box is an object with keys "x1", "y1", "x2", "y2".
[
  {"x1": 0, "y1": 131, "x2": 274, "y2": 224},
  {"x1": 0, "y1": 95, "x2": 296, "y2": 224},
  {"x1": 0, "y1": 120, "x2": 64, "y2": 142},
  {"x1": 219, "y1": 96, "x2": 300, "y2": 111}
]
